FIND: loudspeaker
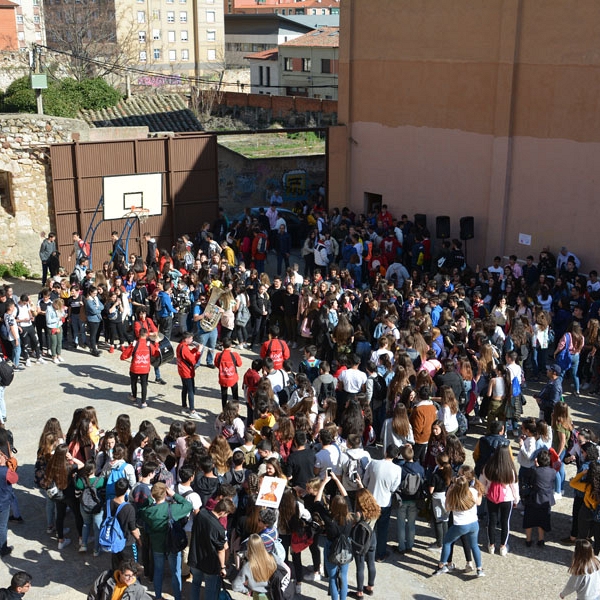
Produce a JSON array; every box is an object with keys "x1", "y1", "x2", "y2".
[
  {"x1": 460, "y1": 216, "x2": 475, "y2": 240},
  {"x1": 436, "y1": 216, "x2": 451, "y2": 239},
  {"x1": 414, "y1": 213, "x2": 427, "y2": 230}
]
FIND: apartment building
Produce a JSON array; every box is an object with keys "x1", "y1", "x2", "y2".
[
  {"x1": 0, "y1": 0, "x2": 18, "y2": 49},
  {"x1": 228, "y1": 0, "x2": 340, "y2": 16},
  {"x1": 278, "y1": 25, "x2": 337, "y2": 99},
  {"x1": 13, "y1": 0, "x2": 43, "y2": 48}
]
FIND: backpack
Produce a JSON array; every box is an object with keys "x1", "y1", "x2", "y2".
[
  {"x1": 456, "y1": 411, "x2": 468, "y2": 437},
  {"x1": 327, "y1": 533, "x2": 353, "y2": 566},
  {"x1": 264, "y1": 531, "x2": 286, "y2": 562},
  {"x1": 400, "y1": 471, "x2": 423, "y2": 497},
  {"x1": 341, "y1": 452, "x2": 367, "y2": 492},
  {"x1": 277, "y1": 375, "x2": 296, "y2": 406},
  {"x1": 511, "y1": 376, "x2": 521, "y2": 397},
  {"x1": 99, "y1": 501, "x2": 127, "y2": 553},
  {"x1": 79, "y1": 239, "x2": 91, "y2": 259},
  {"x1": 240, "y1": 445, "x2": 257, "y2": 469},
  {"x1": 555, "y1": 333, "x2": 572, "y2": 372},
  {"x1": 0, "y1": 360, "x2": 14, "y2": 387},
  {"x1": 299, "y1": 358, "x2": 320, "y2": 383},
  {"x1": 266, "y1": 563, "x2": 294, "y2": 600},
  {"x1": 317, "y1": 379, "x2": 336, "y2": 404},
  {"x1": 104, "y1": 462, "x2": 127, "y2": 501},
  {"x1": 256, "y1": 235, "x2": 268, "y2": 254},
  {"x1": 166, "y1": 501, "x2": 188, "y2": 554},
  {"x1": 350, "y1": 519, "x2": 373, "y2": 557},
  {"x1": 371, "y1": 374, "x2": 387, "y2": 408},
  {"x1": 81, "y1": 479, "x2": 105, "y2": 515},
  {"x1": 486, "y1": 480, "x2": 504, "y2": 505},
  {"x1": 154, "y1": 293, "x2": 163, "y2": 315}
]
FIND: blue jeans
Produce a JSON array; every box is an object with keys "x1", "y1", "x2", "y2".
[
  {"x1": 195, "y1": 327, "x2": 218, "y2": 366},
  {"x1": 439, "y1": 521, "x2": 482, "y2": 569},
  {"x1": 323, "y1": 539, "x2": 349, "y2": 600},
  {"x1": 70, "y1": 314, "x2": 86, "y2": 346},
  {"x1": 153, "y1": 551, "x2": 182, "y2": 600},
  {"x1": 567, "y1": 353, "x2": 581, "y2": 393},
  {"x1": 81, "y1": 507, "x2": 103, "y2": 552},
  {"x1": 0, "y1": 387, "x2": 5, "y2": 423},
  {"x1": 190, "y1": 567, "x2": 221, "y2": 600},
  {"x1": 11, "y1": 341, "x2": 21, "y2": 368},
  {"x1": 0, "y1": 505, "x2": 10, "y2": 551},
  {"x1": 354, "y1": 530, "x2": 376, "y2": 591},
  {"x1": 397, "y1": 501, "x2": 418, "y2": 551},
  {"x1": 532, "y1": 346, "x2": 548, "y2": 377},
  {"x1": 375, "y1": 504, "x2": 392, "y2": 559},
  {"x1": 555, "y1": 449, "x2": 566, "y2": 494},
  {"x1": 255, "y1": 259, "x2": 265, "y2": 274},
  {"x1": 45, "y1": 497, "x2": 56, "y2": 529}
]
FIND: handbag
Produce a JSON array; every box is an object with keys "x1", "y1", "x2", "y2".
[
  {"x1": 46, "y1": 482, "x2": 65, "y2": 502},
  {"x1": 291, "y1": 531, "x2": 313, "y2": 554},
  {"x1": 235, "y1": 304, "x2": 250, "y2": 327}
]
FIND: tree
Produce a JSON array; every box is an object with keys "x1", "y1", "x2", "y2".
[{"x1": 41, "y1": 0, "x2": 137, "y2": 82}]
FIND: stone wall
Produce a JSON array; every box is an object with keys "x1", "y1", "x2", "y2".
[
  {"x1": 0, "y1": 114, "x2": 91, "y2": 271},
  {"x1": 0, "y1": 51, "x2": 29, "y2": 92}
]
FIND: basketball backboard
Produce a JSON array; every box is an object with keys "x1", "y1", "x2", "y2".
[{"x1": 102, "y1": 173, "x2": 163, "y2": 220}]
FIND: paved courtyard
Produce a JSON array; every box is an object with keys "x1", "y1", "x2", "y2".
[{"x1": 0, "y1": 276, "x2": 595, "y2": 599}]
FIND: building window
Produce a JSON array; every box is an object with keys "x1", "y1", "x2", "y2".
[
  {"x1": 179, "y1": 11, "x2": 186, "y2": 22},
  {"x1": 180, "y1": 30, "x2": 188, "y2": 41},
  {"x1": 181, "y1": 48, "x2": 189, "y2": 60},
  {"x1": 139, "y1": 50, "x2": 147, "y2": 61},
  {"x1": 138, "y1": 30, "x2": 146, "y2": 42},
  {"x1": 137, "y1": 10, "x2": 145, "y2": 22},
  {"x1": 152, "y1": 9, "x2": 159, "y2": 18},
  {"x1": 266, "y1": 66, "x2": 271, "y2": 87},
  {"x1": 153, "y1": 48, "x2": 160, "y2": 59},
  {"x1": 169, "y1": 49, "x2": 176, "y2": 60},
  {"x1": 321, "y1": 59, "x2": 331, "y2": 73},
  {"x1": 152, "y1": 28, "x2": 160, "y2": 40},
  {"x1": 207, "y1": 48, "x2": 216, "y2": 61},
  {"x1": 284, "y1": 57, "x2": 293, "y2": 71},
  {"x1": 311, "y1": 8, "x2": 316, "y2": 14},
  {"x1": 18, "y1": 31, "x2": 24, "y2": 40},
  {"x1": 259, "y1": 65, "x2": 263, "y2": 87},
  {"x1": 302, "y1": 58, "x2": 311, "y2": 72},
  {"x1": 167, "y1": 30, "x2": 175, "y2": 42},
  {"x1": 33, "y1": 15, "x2": 40, "y2": 23},
  {"x1": 16, "y1": 14, "x2": 23, "y2": 23},
  {"x1": 32, "y1": 0, "x2": 39, "y2": 4},
  {"x1": 167, "y1": 10, "x2": 174, "y2": 21},
  {"x1": 207, "y1": 29, "x2": 215, "y2": 41},
  {"x1": 206, "y1": 10, "x2": 215, "y2": 22}
]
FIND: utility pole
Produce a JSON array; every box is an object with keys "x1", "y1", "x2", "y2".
[{"x1": 30, "y1": 45, "x2": 47, "y2": 115}]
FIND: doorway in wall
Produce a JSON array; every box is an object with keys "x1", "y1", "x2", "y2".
[{"x1": 364, "y1": 192, "x2": 382, "y2": 215}]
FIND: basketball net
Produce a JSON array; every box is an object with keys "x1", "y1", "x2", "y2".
[{"x1": 124, "y1": 205, "x2": 150, "y2": 223}]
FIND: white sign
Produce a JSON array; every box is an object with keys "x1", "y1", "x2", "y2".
[
  {"x1": 518, "y1": 233, "x2": 532, "y2": 246},
  {"x1": 256, "y1": 476, "x2": 286, "y2": 508}
]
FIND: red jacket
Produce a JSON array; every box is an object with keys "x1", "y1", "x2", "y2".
[
  {"x1": 120, "y1": 339, "x2": 159, "y2": 374},
  {"x1": 215, "y1": 349, "x2": 242, "y2": 387},
  {"x1": 134, "y1": 317, "x2": 158, "y2": 338},
  {"x1": 260, "y1": 338, "x2": 290, "y2": 370},
  {"x1": 177, "y1": 342, "x2": 199, "y2": 379}
]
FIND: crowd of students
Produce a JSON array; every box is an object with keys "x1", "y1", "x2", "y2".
[{"x1": 2, "y1": 204, "x2": 600, "y2": 599}]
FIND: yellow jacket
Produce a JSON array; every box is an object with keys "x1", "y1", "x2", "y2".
[{"x1": 569, "y1": 470, "x2": 600, "y2": 510}]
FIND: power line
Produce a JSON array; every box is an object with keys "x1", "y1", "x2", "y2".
[{"x1": 37, "y1": 44, "x2": 339, "y2": 90}]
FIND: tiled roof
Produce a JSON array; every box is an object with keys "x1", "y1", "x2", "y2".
[
  {"x1": 280, "y1": 26, "x2": 339, "y2": 47},
  {"x1": 79, "y1": 94, "x2": 202, "y2": 133},
  {"x1": 0, "y1": 0, "x2": 18, "y2": 8},
  {"x1": 244, "y1": 48, "x2": 278, "y2": 60}
]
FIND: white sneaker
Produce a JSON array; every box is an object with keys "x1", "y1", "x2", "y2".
[
  {"x1": 53, "y1": 357, "x2": 60, "y2": 365},
  {"x1": 305, "y1": 572, "x2": 321, "y2": 581},
  {"x1": 464, "y1": 561, "x2": 474, "y2": 573},
  {"x1": 58, "y1": 538, "x2": 71, "y2": 550},
  {"x1": 57, "y1": 356, "x2": 65, "y2": 363},
  {"x1": 78, "y1": 543, "x2": 87, "y2": 553},
  {"x1": 554, "y1": 492, "x2": 563, "y2": 501},
  {"x1": 499, "y1": 546, "x2": 508, "y2": 557},
  {"x1": 37, "y1": 357, "x2": 46, "y2": 364},
  {"x1": 25, "y1": 359, "x2": 32, "y2": 367}
]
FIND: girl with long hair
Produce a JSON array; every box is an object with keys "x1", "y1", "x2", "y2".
[
  {"x1": 552, "y1": 402, "x2": 574, "y2": 498},
  {"x1": 554, "y1": 321, "x2": 585, "y2": 396},
  {"x1": 481, "y1": 445, "x2": 519, "y2": 555},
  {"x1": 380, "y1": 403, "x2": 414, "y2": 450},
  {"x1": 113, "y1": 414, "x2": 132, "y2": 449},
  {"x1": 486, "y1": 364, "x2": 511, "y2": 429},
  {"x1": 559, "y1": 539, "x2": 600, "y2": 599},
  {"x1": 437, "y1": 386, "x2": 459, "y2": 435},
  {"x1": 433, "y1": 475, "x2": 484, "y2": 578},
  {"x1": 423, "y1": 420, "x2": 447, "y2": 474},
  {"x1": 353, "y1": 487, "x2": 381, "y2": 598},
  {"x1": 532, "y1": 307, "x2": 551, "y2": 379},
  {"x1": 208, "y1": 435, "x2": 233, "y2": 476},
  {"x1": 43, "y1": 443, "x2": 85, "y2": 550}
]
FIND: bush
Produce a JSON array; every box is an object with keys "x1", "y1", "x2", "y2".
[
  {"x1": 0, "y1": 262, "x2": 33, "y2": 279},
  {"x1": 1, "y1": 76, "x2": 121, "y2": 117}
]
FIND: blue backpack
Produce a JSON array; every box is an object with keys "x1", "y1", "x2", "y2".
[
  {"x1": 99, "y1": 501, "x2": 126, "y2": 553},
  {"x1": 555, "y1": 333, "x2": 572, "y2": 372}
]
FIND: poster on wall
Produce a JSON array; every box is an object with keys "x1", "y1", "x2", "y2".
[{"x1": 518, "y1": 233, "x2": 532, "y2": 246}]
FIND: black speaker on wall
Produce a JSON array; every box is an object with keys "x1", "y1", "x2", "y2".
[
  {"x1": 460, "y1": 216, "x2": 475, "y2": 240},
  {"x1": 436, "y1": 216, "x2": 451, "y2": 239},
  {"x1": 414, "y1": 213, "x2": 427, "y2": 230}
]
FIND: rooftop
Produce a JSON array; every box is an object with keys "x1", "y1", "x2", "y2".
[
  {"x1": 280, "y1": 26, "x2": 339, "y2": 48},
  {"x1": 78, "y1": 94, "x2": 202, "y2": 133},
  {"x1": 244, "y1": 48, "x2": 278, "y2": 61},
  {"x1": 0, "y1": 0, "x2": 18, "y2": 7}
]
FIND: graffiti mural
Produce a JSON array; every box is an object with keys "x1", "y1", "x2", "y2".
[{"x1": 283, "y1": 169, "x2": 307, "y2": 200}]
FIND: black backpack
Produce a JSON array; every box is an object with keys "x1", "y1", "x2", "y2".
[
  {"x1": 0, "y1": 360, "x2": 14, "y2": 387},
  {"x1": 166, "y1": 502, "x2": 188, "y2": 554},
  {"x1": 371, "y1": 375, "x2": 387, "y2": 407},
  {"x1": 81, "y1": 478, "x2": 105, "y2": 515},
  {"x1": 327, "y1": 533, "x2": 353, "y2": 566},
  {"x1": 317, "y1": 379, "x2": 336, "y2": 404},
  {"x1": 350, "y1": 519, "x2": 373, "y2": 556},
  {"x1": 267, "y1": 563, "x2": 294, "y2": 600}
]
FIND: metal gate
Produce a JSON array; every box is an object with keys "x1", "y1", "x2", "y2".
[{"x1": 50, "y1": 133, "x2": 219, "y2": 269}]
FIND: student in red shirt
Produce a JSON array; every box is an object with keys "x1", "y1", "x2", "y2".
[
  {"x1": 260, "y1": 325, "x2": 290, "y2": 370},
  {"x1": 242, "y1": 358, "x2": 262, "y2": 424},
  {"x1": 133, "y1": 307, "x2": 166, "y2": 385},
  {"x1": 215, "y1": 338, "x2": 242, "y2": 410},
  {"x1": 120, "y1": 328, "x2": 159, "y2": 409},
  {"x1": 176, "y1": 331, "x2": 202, "y2": 419}
]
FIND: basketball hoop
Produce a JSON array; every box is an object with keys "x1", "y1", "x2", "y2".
[{"x1": 124, "y1": 206, "x2": 150, "y2": 223}]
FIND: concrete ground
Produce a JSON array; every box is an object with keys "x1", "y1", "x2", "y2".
[{"x1": 0, "y1": 275, "x2": 594, "y2": 599}]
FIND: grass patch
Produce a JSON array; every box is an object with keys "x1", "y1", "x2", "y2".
[{"x1": 219, "y1": 131, "x2": 325, "y2": 158}]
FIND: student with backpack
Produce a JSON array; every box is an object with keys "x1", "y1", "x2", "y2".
[
  {"x1": 103, "y1": 444, "x2": 136, "y2": 501},
  {"x1": 215, "y1": 338, "x2": 243, "y2": 409},
  {"x1": 298, "y1": 346, "x2": 321, "y2": 383},
  {"x1": 260, "y1": 325, "x2": 290, "y2": 371},
  {"x1": 339, "y1": 434, "x2": 371, "y2": 509},
  {"x1": 365, "y1": 361, "x2": 387, "y2": 440},
  {"x1": 352, "y1": 487, "x2": 380, "y2": 599},
  {"x1": 395, "y1": 445, "x2": 425, "y2": 554},
  {"x1": 313, "y1": 361, "x2": 337, "y2": 406},
  {"x1": 139, "y1": 482, "x2": 193, "y2": 600},
  {"x1": 120, "y1": 328, "x2": 160, "y2": 409},
  {"x1": 313, "y1": 471, "x2": 354, "y2": 600},
  {"x1": 232, "y1": 533, "x2": 291, "y2": 600},
  {"x1": 74, "y1": 460, "x2": 106, "y2": 556}
]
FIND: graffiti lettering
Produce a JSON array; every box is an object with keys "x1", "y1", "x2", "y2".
[
  {"x1": 137, "y1": 75, "x2": 182, "y2": 87},
  {"x1": 283, "y1": 169, "x2": 307, "y2": 198}
]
